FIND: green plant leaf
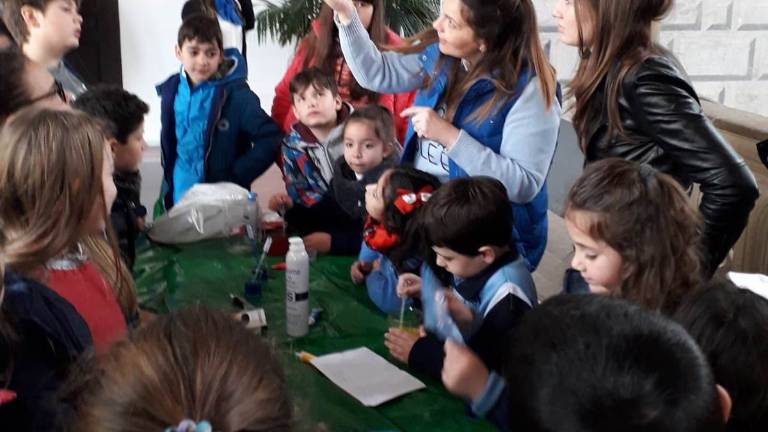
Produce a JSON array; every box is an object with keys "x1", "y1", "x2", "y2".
[{"x1": 253, "y1": 0, "x2": 439, "y2": 47}]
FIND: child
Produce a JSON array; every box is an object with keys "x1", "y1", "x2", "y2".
[
  {"x1": 0, "y1": 107, "x2": 117, "y2": 430},
  {"x1": 10, "y1": 109, "x2": 133, "y2": 354},
  {"x1": 274, "y1": 103, "x2": 398, "y2": 254},
  {"x1": 270, "y1": 0, "x2": 414, "y2": 141},
  {"x1": 76, "y1": 306, "x2": 292, "y2": 432},
  {"x1": 181, "y1": 0, "x2": 255, "y2": 58},
  {"x1": 156, "y1": 15, "x2": 282, "y2": 209},
  {"x1": 268, "y1": 67, "x2": 352, "y2": 249},
  {"x1": 563, "y1": 158, "x2": 703, "y2": 314},
  {"x1": 3, "y1": 0, "x2": 87, "y2": 98},
  {"x1": 332, "y1": 105, "x2": 399, "y2": 221},
  {"x1": 385, "y1": 177, "x2": 536, "y2": 385},
  {"x1": 502, "y1": 294, "x2": 730, "y2": 432},
  {"x1": 675, "y1": 277, "x2": 768, "y2": 431},
  {"x1": 74, "y1": 85, "x2": 149, "y2": 271},
  {"x1": 349, "y1": 166, "x2": 441, "y2": 313}
]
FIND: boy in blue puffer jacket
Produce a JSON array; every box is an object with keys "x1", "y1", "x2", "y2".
[{"x1": 156, "y1": 15, "x2": 282, "y2": 209}]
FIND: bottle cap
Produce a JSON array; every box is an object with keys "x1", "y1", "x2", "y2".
[{"x1": 288, "y1": 237, "x2": 303, "y2": 245}]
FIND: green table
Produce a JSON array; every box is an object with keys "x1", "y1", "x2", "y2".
[{"x1": 134, "y1": 236, "x2": 494, "y2": 432}]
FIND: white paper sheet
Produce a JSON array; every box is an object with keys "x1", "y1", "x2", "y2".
[{"x1": 310, "y1": 347, "x2": 426, "y2": 407}]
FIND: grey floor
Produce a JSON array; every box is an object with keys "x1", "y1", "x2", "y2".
[{"x1": 534, "y1": 211, "x2": 574, "y2": 299}]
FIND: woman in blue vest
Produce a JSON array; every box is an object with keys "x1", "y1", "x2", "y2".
[{"x1": 323, "y1": 0, "x2": 560, "y2": 269}]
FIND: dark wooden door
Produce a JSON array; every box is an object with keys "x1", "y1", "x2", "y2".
[{"x1": 65, "y1": 0, "x2": 122, "y2": 86}]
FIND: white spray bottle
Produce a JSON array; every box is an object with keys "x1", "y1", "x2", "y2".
[{"x1": 285, "y1": 237, "x2": 309, "y2": 337}]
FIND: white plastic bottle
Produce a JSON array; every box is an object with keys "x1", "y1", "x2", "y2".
[
  {"x1": 286, "y1": 237, "x2": 310, "y2": 337},
  {"x1": 244, "y1": 192, "x2": 261, "y2": 243}
]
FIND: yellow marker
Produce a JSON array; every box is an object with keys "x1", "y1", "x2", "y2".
[{"x1": 295, "y1": 351, "x2": 316, "y2": 363}]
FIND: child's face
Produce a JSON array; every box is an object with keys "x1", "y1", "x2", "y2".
[
  {"x1": 565, "y1": 210, "x2": 624, "y2": 294},
  {"x1": 291, "y1": 84, "x2": 341, "y2": 130},
  {"x1": 85, "y1": 146, "x2": 118, "y2": 235},
  {"x1": 28, "y1": 0, "x2": 82, "y2": 54},
  {"x1": 364, "y1": 170, "x2": 391, "y2": 221},
  {"x1": 175, "y1": 38, "x2": 223, "y2": 85},
  {"x1": 432, "y1": 246, "x2": 490, "y2": 279},
  {"x1": 343, "y1": 120, "x2": 391, "y2": 175},
  {"x1": 111, "y1": 121, "x2": 147, "y2": 172}
]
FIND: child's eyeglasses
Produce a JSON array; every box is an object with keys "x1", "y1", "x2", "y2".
[{"x1": 28, "y1": 80, "x2": 67, "y2": 105}]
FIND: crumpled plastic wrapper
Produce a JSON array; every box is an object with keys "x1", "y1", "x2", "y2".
[{"x1": 148, "y1": 182, "x2": 259, "y2": 244}]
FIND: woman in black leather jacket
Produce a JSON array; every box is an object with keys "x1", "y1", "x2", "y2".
[{"x1": 553, "y1": 0, "x2": 759, "y2": 276}]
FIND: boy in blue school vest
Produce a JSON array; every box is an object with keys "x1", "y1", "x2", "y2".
[
  {"x1": 385, "y1": 176, "x2": 537, "y2": 418},
  {"x1": 156, "y1": 15, "x2": 281, "y2": 210}
]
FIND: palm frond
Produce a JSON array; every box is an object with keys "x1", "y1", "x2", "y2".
[{"x1": 253, "y1": 0, "x2": 439, "y2": 47}]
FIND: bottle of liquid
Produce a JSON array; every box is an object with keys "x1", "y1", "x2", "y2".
[
  {"x1": 286, "y1": 237, "x2": 309, "y2": 337},
  {"x1": 244, "y1": 192, "x2": 261, "y2": 244}
]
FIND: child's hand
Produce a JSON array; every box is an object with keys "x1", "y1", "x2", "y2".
[
  {"x1": 268, "y1": 194, "x2": 293, "y2": 212},
  {"x1": 442, "y1": 340, "x2": 489, "y2": 401},
  {"x1": 401, "y1": 107, "x2": 461, "y2": 150},
  {"x1": 303, "y1": 232, "x2": 331, "y2": 254},
  {"x1": 444, "y1": 291, "x2": 474, "y2": 329},
  {"x1": 136, "y1": 216, "x2": 146, "y2": 232},
  {"x1": 384, "y1": 327, "x2": 421, "y2": 364},
  {"x1": 350, "y1": 260, "x2": 373, "y2": 284},
  {"x1": 396, "y1": 273, "x2": 422, "y2": 299}
]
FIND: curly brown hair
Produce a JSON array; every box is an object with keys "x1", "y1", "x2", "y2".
[{"x1": 565, "y1": 158, "x2": 703, "y2": 314}]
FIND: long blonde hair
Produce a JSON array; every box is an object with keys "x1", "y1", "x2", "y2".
[{"x1": 0, "y1": 107, "x2": 137, "y2": 318}]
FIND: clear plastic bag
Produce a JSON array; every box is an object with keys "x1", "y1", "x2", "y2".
[{"x1": 148, "y1": 182, "x2": 260, "y2": 244}]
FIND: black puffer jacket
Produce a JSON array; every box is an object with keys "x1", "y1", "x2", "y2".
[
  {"x1": 110, "y1": 170, "x2": 146, "y2": 271},
  {"x1": 0, "y1": 270, "x2": 92, "y2": 431},
  {"x1": 583, "y1": 52, "x2": 759, "y2": 275}
]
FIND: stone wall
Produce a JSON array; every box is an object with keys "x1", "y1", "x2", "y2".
[{"x1": 534, "y1": 0, "x2": 768, "y2": 116}]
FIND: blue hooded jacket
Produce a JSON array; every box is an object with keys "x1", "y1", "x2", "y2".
[{"x1": 156, "y1": 50, "x2": 283, "y2": 209}]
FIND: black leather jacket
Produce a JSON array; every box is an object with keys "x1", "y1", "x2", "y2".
[{"x1": 584, "y1": 53, "x2": 759, "y2": 275}]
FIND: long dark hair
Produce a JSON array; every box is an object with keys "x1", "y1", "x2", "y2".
[
  {"x1": 300, "y1": 1, "x2": 387, "y2": 103},
  {"x1": 569, "y1": 0, "x2": 673, "y2": 150},
  {"x1": 0, "y1": 48, "x2": 32, "y2": 125},
  {"x1": 565, "y1": 158, "x2": 702, "y2": 314},
  {"x1": 395, "y1": 0, "x2": 556, "y2": 122},
  {"x1": 379, "y1": 167, "x2": 441, "y2": 272}
]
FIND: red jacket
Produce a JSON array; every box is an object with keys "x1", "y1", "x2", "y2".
[{"x1": 271, "y1": 21, "x2": 415, "y2": 143}]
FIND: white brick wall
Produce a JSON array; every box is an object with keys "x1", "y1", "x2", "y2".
[{"x1": 534, "y1": 0, "x2": 768, "y2": 116}]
